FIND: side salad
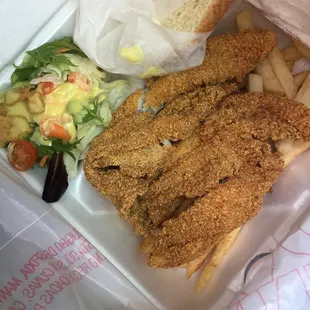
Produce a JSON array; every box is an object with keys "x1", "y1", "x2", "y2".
[{"x1": 0, "y1": 37, "x2": 135, "y2": 202}]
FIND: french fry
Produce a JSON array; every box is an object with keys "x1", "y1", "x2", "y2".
[
  {"x1": 186, "y1": 247, "x2": 214, "y2": 279},
  {"x1": 294, "y1": 73, "x2": 310, "y2": 107},
  {"x1": 282, "y1": 47, "x2": 302, "y2": 63},
  {"x1": 294, "y1": 39, "x2": 310, "y2": 60},
  {"x1": 268, "y1": 46, "x2": 297, "y2": 99},
  {"x1": 293, "y1": 71, "x2": 309, "y2": 90},
  {"x1": 235, "y1": 11, "x2": 284, "y2": 96},
  {"x1": 247, "y1": 73, "x2": 263, "y2": 93},
  {"x1": 195, "y1": 227, "x2": 241, "y2": 293},
  {"x1": 276, "y1": 74, "x2": 310, "y2": 165},
  {"x1": 140, "y1": 235, "x2": 157, "y2": 255},
  {"x1": 276, "y1": 139, "x2": 310, "y2": 167},
  {"x1": 286, "y1": 61, "x2": 295, "y2": 72},
  {"x1": 236, "y1": 11, "x2": 254, "y2": 32},
  {"x1": 255, "y1": 59, "x2": 284, "y2": 96}
]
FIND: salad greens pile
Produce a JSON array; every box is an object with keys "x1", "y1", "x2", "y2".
[{"x1": 0, "y1": 36, "x2": 139, "y2": 202}]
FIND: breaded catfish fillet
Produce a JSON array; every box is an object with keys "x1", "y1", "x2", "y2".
[
  {"x1": 145, "y1": 30, "x2": 276, "y2": 108},
  {"x1": 158, "y1": 83, "x2": 239, "y2": 119},
  {"x1": 202, "y1": 93, "x2": 310, "y2": 142},
  {"x1": 119, "y1": 94, "x2": 310, "y2": 238},
  {"x1": 147, "y1": 161, "x2": 283, "y2": 268},
  {"x1": 144, "y1": 93, "x2": 310, "y2": 268}
]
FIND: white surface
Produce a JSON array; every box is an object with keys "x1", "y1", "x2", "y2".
[
  {"x1": 0, "y1": 0, "x2": 68, "y2": 70},
  {"x1": 0, "y1": 172, "x2": 155, "y2": 310}
]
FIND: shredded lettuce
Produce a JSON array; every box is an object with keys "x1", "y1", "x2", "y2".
[
  {"x1": 65, "y1": 54, "x2": 106, "y2": 88},
  {"x1": 9, "y1": 36, "x2": 142, "y2": 182},
  {"x1": 76, "y1": 121, "x2": 103, "y2": 152},
  {"x1": 72, "y1": 80, "x2": 131, "y2": 126},
  {"x1": 11, "y1": 37, "x2": 105, "y2": 86},
  {"x1": 63, "y1": 150, "x2": 82, "y2": 180},
  {"x1": 101, "y1": 80, "x2": 131, "y2": 111},
  {"x1": 30, "y1": 128, "x2": 51, "y2": 146}
]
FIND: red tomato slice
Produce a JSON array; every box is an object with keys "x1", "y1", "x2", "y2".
[
  {"x1": 39, "y1": 82, "x2": 55, "y2": 95},
  {"x1": 7, "y1": 140, "x2": 38, "y2": 171}
]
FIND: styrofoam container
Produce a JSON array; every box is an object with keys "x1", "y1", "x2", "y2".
[{"x1": 1, "y1": 1, "x2": 310, "y2": 309}]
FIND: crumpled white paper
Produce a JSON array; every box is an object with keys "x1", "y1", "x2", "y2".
[
  {"x1": 73, "y1": 0, "x2": 209, "y2": 77},
  {"x1": 248, "y1": 0, "x2": 310, "y2": 46},
  {"x1": 0, "y1": 172, "x2": 155, "y2": 310}
]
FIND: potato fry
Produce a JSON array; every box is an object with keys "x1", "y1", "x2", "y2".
[
  {"x1": 235, "y1": 11, "x2": 283, "y2": 96},
  {"x1": 186, "y1": 247, "x2": 214, "y2": 279},
  {"x1": 247, "y1": 73, "x2": 263, "y2": 93},
  {"x1": 268, "y1": 46, "x2": 297, "y2": 99},
  {"x1": 294, "y1": 73, "x2": 310, "y2": 107},
  {"x1": 294, "y1": 39, "x2": 310, "y2": 60},
  {"x1": 293, "y1": 71, "x2": 309, "y2": 90},
  {"x1": 276, "y1": 73, "x2": 310, "y2": 165},
  {"x1": 195, "y1": 227, "x2": 241, "y2": 293},
  {"x1": 140, "y1": 235, "x2": 158, "y2": 255},
  {"x1": 282, "y1": 47, "x2": 302, "y2": 63},
  {"x1": 236, "y1": 11, "x2": 254, "y2": 32},
  {"x1": 286, "y1": 61, "x2": 295, "y2": 72},
  {"x1": 255, "y1": 58, "x2": 284, "y2": 96},
  {"x1": 276, "y1": 139, "x2": 310, "y2": 167}
]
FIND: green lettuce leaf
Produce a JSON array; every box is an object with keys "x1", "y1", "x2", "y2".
[
  {"x1": 63, "y1": 149, "x2": 82, "y2": 180},
  {"x1": 11, "y1": 37, "x2": 86, "y2": 85}
]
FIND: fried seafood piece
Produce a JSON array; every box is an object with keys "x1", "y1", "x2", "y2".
[
  {"x1": 0, "y1": 115, "x2": 12, "y2": 147},
  {"x1": 94, "y1": 145, "x2": 171, "y2": 178},
  {"x1": 83, "y1": 167, "x2": 148, "y2": 210},
  {"x1": 129, "y1": 93, "x2": 310, "y2": 236},
  {"x1": 147, "y1": 156, "x2": 283, "y2": 268},
  {"x1": 201, "y1": 93, "x2": 310, "y2": 142},
  {"x1": 143, "y1": 128, "x2": 277, "y2": 229},
  {"x1": 145, "y1": 30, "x2": 276, "y2": 108},
  {"x1": 158, "y1": 83, "x2": 239, "y2": 119},
  {"x1": 87, "y1": 90, "x2": 154, "y2": 160},
  {"x1": 89, "y1": 114, "x2": 200, "y2": 175}
]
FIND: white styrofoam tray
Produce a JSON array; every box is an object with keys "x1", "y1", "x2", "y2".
[{"x1": 0, "y1": 1, "x2": 308, "y2": 309}]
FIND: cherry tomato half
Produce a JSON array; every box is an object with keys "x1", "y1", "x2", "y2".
[
  {"x1": 7, "y1": 140, "x2": 38, "y2": 171},
  {"x1": 39, "y1": 82, "x2": 55, "y2": 95}
]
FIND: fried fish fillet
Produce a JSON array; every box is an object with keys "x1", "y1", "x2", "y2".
[
  {"x1": 144, "y1": 94, "x2": 310, "y2": 267},
  {"x1": 145, "y1": 30, "x2": 276, "y2": 108},
  {"x1": 84, "y1": 91, "x2": 201, "y2": 209},
  {"x1": 83, "y1": 168, "x2": 148, "y2": 210},
  {"x1": 158, "y1": 83, "x2": 239, "y2": 119},
  {"x1": 126, "y1": 93, "x2": 310, "y2": 235},
  {"x1": 147, "y1": 160, "x2": 282, "y2": 268},
  {"x1": 201, "y1": 93, "x2": 310, "y2": 142},
  {"x1": 84, "y1": 31, "x2": 310, "y2": 270}
]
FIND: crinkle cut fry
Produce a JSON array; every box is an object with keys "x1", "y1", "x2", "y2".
[{"x1": 145, "y1": 29, "x2": 277, "y2": 108}]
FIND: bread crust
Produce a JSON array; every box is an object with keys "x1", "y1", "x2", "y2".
[
  {"x1": 196, "y1": 0, "x2": 233, "y2": 32},
  {"x1": 162, "y1": 0, "x2": 232, "y2": 33}
]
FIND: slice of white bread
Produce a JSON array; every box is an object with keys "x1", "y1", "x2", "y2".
[{"x1": 161, "y1": 0, "x2": 232, "y2": 33}]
